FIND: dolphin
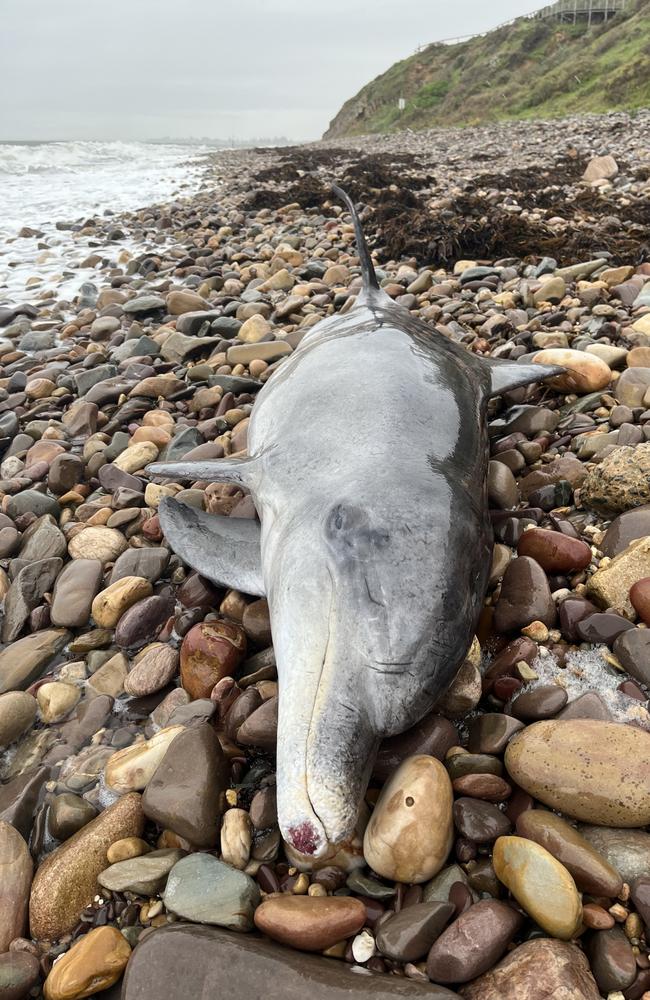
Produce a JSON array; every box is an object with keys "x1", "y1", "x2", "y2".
[{"x1": 148, "y1": 185, "x2": 563, "y2": 857}]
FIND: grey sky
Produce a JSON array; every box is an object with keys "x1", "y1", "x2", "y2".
[{"x1": 0, "y1": 0, "x2": 527, "y2": 142}]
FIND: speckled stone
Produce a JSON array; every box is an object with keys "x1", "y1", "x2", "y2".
[
  {"x1": 505, "y1": 720, "x2": 650, "y2": 826},
  {"x1": 459, "y1": 939, "x2": 600, "y2": 1000},
  {"x1": 580, "y1": 443, "x2": 650, "y2": 514},
  {"x1": 29, "y1": 793, "x2": 144, "y2": 941}
]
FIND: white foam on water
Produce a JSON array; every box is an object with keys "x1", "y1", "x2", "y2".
[
  {"x1": 0, "y1": 140, "x2": 214, "y2": 306},
  {"x1": 525, "y1": 644, "x2": 650, "y2": 727}
]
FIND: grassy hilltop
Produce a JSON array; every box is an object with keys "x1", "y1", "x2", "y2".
[{"x1": 324, "y1": 0, "x2": 650, "y2": 138}]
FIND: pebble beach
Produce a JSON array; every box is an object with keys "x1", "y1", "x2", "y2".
[{"x1": 2, "y1": 109, "x2": 650, "y2": 1000}]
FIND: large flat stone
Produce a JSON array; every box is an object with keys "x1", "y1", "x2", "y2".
[{"x1": 121, "y1": 925, "x2": 460, "y2": 999}]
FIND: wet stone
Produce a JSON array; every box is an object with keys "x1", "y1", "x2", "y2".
[
  {"x1": 613, "y1": 627, "x2": 650, "y2": 685},
  {"x1": 142, "y1": 723, "x2": 229, "y2": 847},
  {"x1": 426, "y1": 899, "x2": 523, "y2": 985},
  {"x1": 48, "y1": 793, "x2": 98, "y2": 842},
  {"x1": 98, "y1": 848, "x2": 185, "y2": 895},
  {"x1": 453, "y1": 798, "x2": 511, "y2": 844},
  {"x1": 510, "y1": 685, "x2": 568, "y2": 721},
  {"x1": 579, "y1": 826, "x2": 650, "y2": 883},
  {"x1": 517, "y1": 527, "x2": 591, "y2": 573},
  {"x1": 516, "y1": 809, "x2": 622, "y2": 896},
  {"x1": 505, "y1": 720, "x2": 650, "y2": 826},
  {"x1": 493, "y1": 557, "x2": 556, "y2": 633},
  {"x1": 467, "y1": 714, "x2": 524, "y2": 755},
  {"x1": 0, "y1": 951, "x2": 41, "y2": 1000},
  {"x1": 492, "y1": 835, "x2": 581, "y2": 940},
  {"x1": 459, "y1": 938, "x2": 600, "y2": 1000},
  {"x1": 575, "y1": 611, "x2": 635, "y2": 644},
  {"x1": 115, "y1": 592, "x2": 175, "y2": 649},
  {"x1": 374, "y1": 714, "x2": 457, "y2": 781},
  {"x1": 376, "y1": 901, "x2": 455, "y2": 962},
  {"x1": 253, "y1": 895, "x2": 366, "y2": 952},
  {"x1": 587, "y1": 927, "x2": 637, "y2": 994},
  {"x1": 121, "y1": 924, "x2": 460, "y2": 1000},
  {"x1": 163, "y1": 853, "x2": 260, "y2": 930}
]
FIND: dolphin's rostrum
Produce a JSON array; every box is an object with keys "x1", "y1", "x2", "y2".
[{"x1": 148, "y1": 186, "x2": 564, "y2": 857}]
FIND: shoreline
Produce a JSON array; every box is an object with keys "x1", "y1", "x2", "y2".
[{"x1": 1, "y1": 109, "x2": 650, "y2": 998}]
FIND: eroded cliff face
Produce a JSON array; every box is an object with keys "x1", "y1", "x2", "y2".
[{"x1": 323, "y1": 0, "x2": 650, "y2": 139}]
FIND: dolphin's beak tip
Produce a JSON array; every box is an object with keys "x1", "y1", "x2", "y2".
[{"x1": 287, "y1": 821, "x2": 325, "y2": 857}]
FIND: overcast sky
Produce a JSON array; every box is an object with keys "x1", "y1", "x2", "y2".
[{"x1": 0, "y1": 0, "x2": 527, "y2": 142}]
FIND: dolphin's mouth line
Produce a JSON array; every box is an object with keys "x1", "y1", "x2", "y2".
[{"x1": 293, "y1": 564, "x2": 334, "y2": 853}]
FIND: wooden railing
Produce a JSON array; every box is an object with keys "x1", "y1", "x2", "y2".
[{"x1": 413, "y1": 0, "x2": 626, "y2": 51}]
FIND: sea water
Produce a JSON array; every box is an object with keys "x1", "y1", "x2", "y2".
[{"x1": 0, "y1": 140, "x2": 213, "y2": 305}]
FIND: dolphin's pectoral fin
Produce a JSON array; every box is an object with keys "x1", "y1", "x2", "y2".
[
  {"x1": 484, "y1": 359, "x2": 566, "y2": 398},
  {"x1": 157, "y1": 496, "x2": 265, "y2": 596},
  {"x1": 147, "y1": 457, "x2": 257, "y2": 489}
]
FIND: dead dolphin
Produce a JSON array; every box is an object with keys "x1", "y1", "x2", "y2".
[{"x1": 148, "y1": 185, "x2": 563, "y2": 857}]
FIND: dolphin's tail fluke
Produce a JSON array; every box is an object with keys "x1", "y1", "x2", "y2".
[{"x1": 331, "y1": 184, "x2": 381, "y2": 296}]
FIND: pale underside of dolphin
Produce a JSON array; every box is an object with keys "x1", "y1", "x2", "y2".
[{"x1": 148, "y1": 185, "x2": 564, "y2": 857}]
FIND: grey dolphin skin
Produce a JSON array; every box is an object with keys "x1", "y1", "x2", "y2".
[{"x1": 148, "y1": 185, "x2": 564, "y2": 857}]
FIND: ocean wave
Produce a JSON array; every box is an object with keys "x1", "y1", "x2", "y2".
[{"x1": 0, "y1": 140, "x2": 205, "y2": 176}]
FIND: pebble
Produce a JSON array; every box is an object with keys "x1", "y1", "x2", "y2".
[
  {"x1": 0, "y1": 822, "x2": 32, "y2": 951},
  {"x1": 48, "y1": 793, "x2": 98, "y2": 842},
  {"x1": 376, "y1": 901, "x2": 454, "y2": 962},
  {"x1": 452, "y1": 798, "x2": 511, "y2": 843},
  {"x1": 516, "y1": 527, "x2": 591, "y2": 572},
  {"x1": 104, "y1": 725, "x2": 184, "y2": 793},
  {"x1": 98, "y1": 848, "x2": 184, "y2": 895},
  {"x1": 630, "y1": 577, "x2": 650, "y2": 624},
  {"x1": 43, "y1": 926, "x2": 131, "y2": 1000},
  {"x1": 587, "y1": 536, "x2": 650, "y2": 617},
  {"x1": 29, "y1": 792, "x2": 144, "y2": 941},
  {"x1": 179, "y1": 620, "x2": 247, "y2": 699},
  {"x1": 459, "y1": 938, "x2": 600, "y2": 1000},
  {"x1": 579, "y1": 825, "x2": 650, "y2": 883},
  {"x1": 533, "y1": 348, "x2": 612, "y2": 393},
  {"x1": 142, "y1": 723, "x2": 229, "y2": 847},
  {"x1": 0, "y1": 692, "x2": 37, "y2": 748},
  {"x1": 581, "y1": 444, "x2": 650, "y2": 514},
  {"x1": 493, "y1": 557, "x2": 556, "y2": 632},
  {"x1": 163, "y1": 853, "x2": 260, "y2": 930},
  {"x1": 516, "y1": 809, "x2": 622, "y2": 896},
  {"x1": 0, "y1": 629, "x2": 70, "y2": 695},
  {"x1": 492, "y1": 835, "x2": 581, "y2": 939},
  {"x1": 36, "y1": 682, "x2": 81, "y2": 723},
  {"x1": 587, "y1": 927, "x2": 637, "y2": 994},
  {"x1": 50, "y1": 560, "x2": 103, "y2": 628},
  {"x1": 505, "y1": 720, "x2": 650, "y2": 826},
  {"x1": 91, "y1": 576, "x2": 153, "y2": 628},
  {"x1": 467, "y1": 714, "x2": 524, "y2": 755},
  {"x1": 253, "y1": 895, "x2": 366, "y2": 952},
  {"x1": 363, "y1": 755, "x2": 453, "y2": 883},
  {"x1": 123, "y1": 643, "x2": 179, "y2": 696},
  {"x1": 374, "y1": 713, "x2": 457, "y2": 780},
  {"x1": 426, "y1": 899, "x2": 523, "y2": 984},
  {"x1": 510, "y1": 684, "x2": 568, "y2": 721},
  {"x1": 0, "y1": 952, "x2": 41, "y2": 1000}
]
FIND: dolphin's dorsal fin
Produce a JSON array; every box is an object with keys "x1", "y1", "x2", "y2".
[
  {"x1": 483, "y1": 358, "x2": 565, "y2": 398},
  {"x1": 331, "y1": 184, "x2": 383, "y2": 302},
  {"x1": 158, "y1": 497, "x2": 265, "y2": 596}
]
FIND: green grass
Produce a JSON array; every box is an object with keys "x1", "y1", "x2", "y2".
[{"x1": 324, "y1": 0, "x2": 650, "y2": 138}]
